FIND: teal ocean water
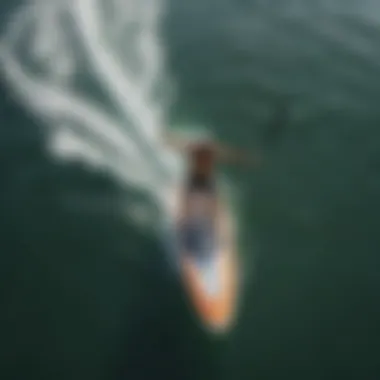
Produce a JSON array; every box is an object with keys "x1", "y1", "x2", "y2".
[{"x1": 1, "y1": 1, "x2": 380, "y2": 379}]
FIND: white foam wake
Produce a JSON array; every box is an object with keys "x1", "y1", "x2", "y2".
[{"x1": 0, "y1": 0, "x2": 182, "y2": 220}]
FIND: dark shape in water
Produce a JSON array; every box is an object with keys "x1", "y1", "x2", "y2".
[{"x1": 263, "y1": 98, "x2": 292, "y2": 146}]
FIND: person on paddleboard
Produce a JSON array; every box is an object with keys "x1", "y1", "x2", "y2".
[{"x1": 166, "y1": 132, "x2": 260, "y2": 257}]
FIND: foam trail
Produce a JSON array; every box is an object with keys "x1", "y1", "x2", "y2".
[{"x1": 0, "y1": 0, "x2": 182, "y2": 219}]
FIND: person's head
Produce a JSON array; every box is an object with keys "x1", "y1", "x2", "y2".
[{"x1": 190, "y1": 141, "x2": 215, "y2": 174}]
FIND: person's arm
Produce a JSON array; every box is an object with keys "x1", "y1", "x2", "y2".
[{"x1": 215, "y1": 144, "x2": 261, "y2": 167}]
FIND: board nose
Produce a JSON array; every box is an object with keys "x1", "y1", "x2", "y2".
[{"x1": 182, "y1": 252, "x2": 237, "y2": 334}]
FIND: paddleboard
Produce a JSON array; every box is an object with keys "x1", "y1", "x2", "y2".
[{"x1": 167, "y1": 186, "x2": 239, "y2": 334}]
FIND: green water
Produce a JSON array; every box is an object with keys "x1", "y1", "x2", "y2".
[{"x1": 1, "y1": 1, "x2": 380, "y2": 379}]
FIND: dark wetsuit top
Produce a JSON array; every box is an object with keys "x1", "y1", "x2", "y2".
[{"x1": 186, "y1": 172, "x2": 216, "y2": 195}]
